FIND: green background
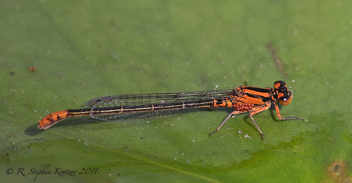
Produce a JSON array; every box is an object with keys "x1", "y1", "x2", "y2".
[{"x1": 1, "y1": 0, "x2": 351, "y2": 182}]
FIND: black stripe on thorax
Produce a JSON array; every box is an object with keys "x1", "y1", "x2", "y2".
[
  {"x1": 245, "y1": 93, "x2": 271, "y2": 103},
  {"x1": 244, "y1": 86, "x2": 271, "y2": 93}
]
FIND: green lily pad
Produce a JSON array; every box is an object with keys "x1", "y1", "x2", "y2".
[{"x1": 1, "y1": 0, "x2": 352, "y2": 182}]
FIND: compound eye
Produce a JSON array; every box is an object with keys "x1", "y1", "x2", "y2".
[{"x1": 278, "y1": 91, "x2": 293, "y2": 106}]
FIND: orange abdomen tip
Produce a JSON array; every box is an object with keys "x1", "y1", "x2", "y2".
[{"x1": 38, "y1": 110, "x2": 69, "y2": 130}]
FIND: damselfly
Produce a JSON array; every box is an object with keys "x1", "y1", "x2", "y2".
[{"x1": 38, "y1": 81, "x2": 303, "y2": 139}]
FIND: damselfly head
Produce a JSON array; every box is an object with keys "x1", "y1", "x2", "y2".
[{"x1": 274, "y1": 81, "x2": 293, "y2": 106}]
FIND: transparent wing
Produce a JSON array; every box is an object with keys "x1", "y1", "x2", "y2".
[{"x1": 79, "y1": 89, "x2": 235, "y2": 122}]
